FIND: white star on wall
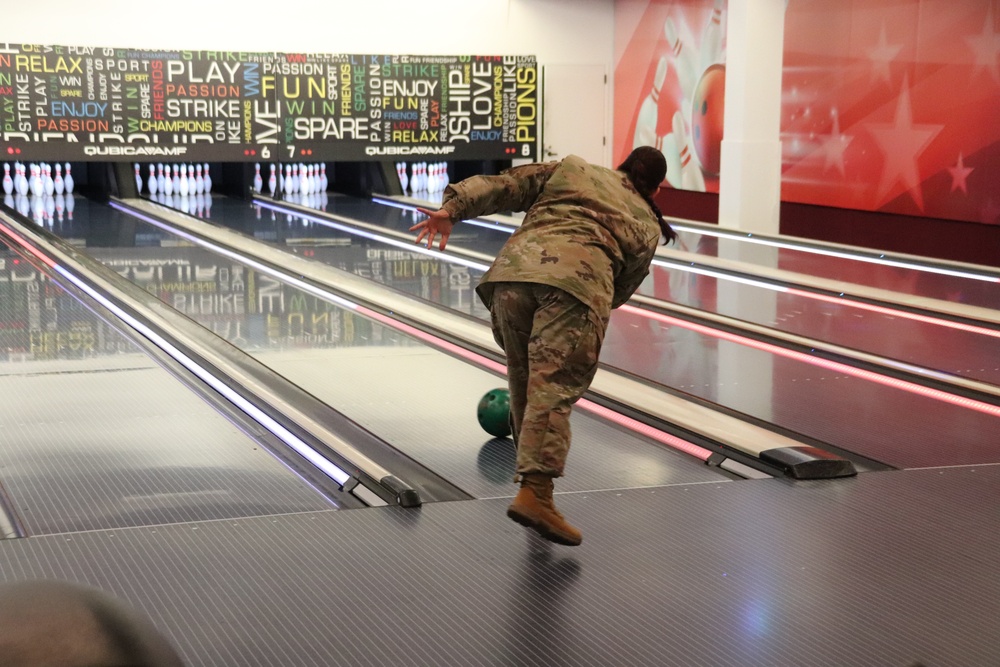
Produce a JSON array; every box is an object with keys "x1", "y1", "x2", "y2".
[
  {"x1": 965, "y1": 5, "x2": 1000, "y2": 82},
  {"x1": 866, "y1": 75, "x2": 943, "y2": 211},
  {"x1": 947, "y1": 153, "x2": 974, "y2": 194},
  {"x1": 868, "y1": 22, "x2": 903, "y2": 86},
  {"x1": 822, "y1": 110, "x2": 853, "y2": 176}
]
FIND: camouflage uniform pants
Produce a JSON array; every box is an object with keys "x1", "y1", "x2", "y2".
[{"x1": 488, "y1": 282, "x2": 606, "y2": 479}]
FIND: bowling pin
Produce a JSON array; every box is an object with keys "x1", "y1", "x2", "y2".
[
  {"x1": 634, "y1": 57, "x2": 668, "y2": 150},
  {"x1": 179, "y1": 164, "x2": 189, "y2": 196},
  {"x1": 202, "y1": 163, "x2": 212, "y2": 193},
  {"x1": 654, "y1": 132, "x2": 683, "y2": 189},
  {"x1": 267, "y1": 164, "x2": 277, "y2": 195},
  {"x1": 699, "y1": 0, "x2": 726, "y2": 73},
  {"x1": 299, "y1": 163, "x2": 310, "y2": 194},
  {"x1": 43, "y1": 164, "x2": 54, "y2": 197},
  {"x1": 672, "y1": 111, "x2": 706, "y2": 191},
  {"x1": 664, "y1": 17, "x2": 699, "y2": 112},
  {"x1": 147, "y1": 164, "x2": 158, "y2": 195},
  {"x1": 194, "y1": 164, "x2": 203, "y2": 194},
  {"x1": 156, "y1": 164, "x2": 165, "y2": 193},
  {"x1": 319, "y1": 163, "x2": 328, "y2": 191},
  {"x1": 15, "y1": 163, "x2": 28, "y2": 196},
  {"x1": 187, "y1": 164, "x2": 196, "y2": 196},
  {"x1": 163, "y1": 164, "x2": 173, "y2": 196},
  {"x1": 253, "y1": 163, "x2": 263, "y2": 193},
  {"x1": 54, "y1": 163, "x2": 64, "y2": 195},
  {"x1": 134, "y1": 163, "x2": 143, "y2": 193},
  {"x1": 2, "y1": 163, "x2": 12, "y2": 195},
  {"x1": 30, "y1": 164, "x2": 43, "y2": 197},
  {"x1": 64, "y1": 163, "x2": 74, "y2": 194},
  {"x1": 397, "y1": 162, "x2": 408, "y2": 192}
]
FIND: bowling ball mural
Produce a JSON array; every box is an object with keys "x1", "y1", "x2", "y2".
[{"x1": 691, "y1": 64, "x2": 726, "y2": 175}]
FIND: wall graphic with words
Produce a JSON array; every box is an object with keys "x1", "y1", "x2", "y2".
[{"x1": 0, "y1": 44, "x2": 538, "y2": 162}]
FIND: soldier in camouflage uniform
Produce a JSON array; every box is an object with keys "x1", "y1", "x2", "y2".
[{"x1": 412, "y1": 147, "x2": 674, "y2": 546}]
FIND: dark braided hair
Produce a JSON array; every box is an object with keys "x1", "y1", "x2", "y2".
[{"x1": 617, "y1": 146, "x2": 677, "y2": 245}]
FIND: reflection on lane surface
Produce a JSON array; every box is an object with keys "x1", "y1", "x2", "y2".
[
  {"x1": 0, "y1": 236, "x2": 340, "y2": 536},
  {"x1": 45, "y1": 197, "x2": 720, "y2": 496}
]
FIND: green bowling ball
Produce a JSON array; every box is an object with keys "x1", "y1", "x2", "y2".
[{"x1": 477, "y1": 388, "x2": 512, "y2": 438}]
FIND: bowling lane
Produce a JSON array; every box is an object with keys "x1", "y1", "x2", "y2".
[
  {"x1": 374, "y1": 197, "x2": 1000, "y2": 388},
  {"x1": 47, "y1": 196, "x2": 727, "y2": 497},
  {"x1": 197, "y1": 193, "x2": 1000, "y2": 470},
  {"x1": 0, "y1": 235, "x2": 346, "y2": 537},
  {"x1": 664, "y1": 221, "x2": 1000, "y2": 312}
]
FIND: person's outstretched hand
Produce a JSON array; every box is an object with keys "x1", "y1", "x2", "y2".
[{"x1": 411, "y1": 207, "x2": 455, "y2": 250}]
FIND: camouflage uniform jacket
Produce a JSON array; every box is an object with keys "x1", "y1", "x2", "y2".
[{"x1": 441, "y1": 155, "x2": 661, "y2": 322}]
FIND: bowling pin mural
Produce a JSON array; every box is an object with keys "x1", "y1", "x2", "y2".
[
  {"x1": 664, "y1": 17, "x2": 699, "y2": 113},
  {"x1": 634, "y1": 57, "x2": 669, "y2": 150},
  {"x1": 673, "y1": 110, "x2": 706, "y2": 191},
  {"x1": 699, "y1": 0, "x2": 726, "y2": 74},
  {"x1": 655, "y1": 132, "x2": 683, "y2": 189},
  {"x1": 630, "y1": 3, "x2": 728, "y2": 193}
]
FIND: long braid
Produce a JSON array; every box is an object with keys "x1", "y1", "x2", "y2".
[
  {"x1": 643, "y1": 191, "x2": 677, "y2": 245},
  {"x1": 618, "y1": 146, "x2": 677, "y2": 245}
]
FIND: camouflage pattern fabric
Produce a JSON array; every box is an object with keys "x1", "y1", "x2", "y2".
[
  {"x1": 440, "y1": 155, "x2": 662, "y2": 322},
  {"x1": 489, "y1": 283, "x2": 605, "y2": 479}
]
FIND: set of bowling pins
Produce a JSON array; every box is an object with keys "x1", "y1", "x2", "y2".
[
  {"x1": 396, "y1": 162, "x2": 449, "y2": 198},
  {"x1": 3, "y1": 162, "x2": 74, "y2": 197},
  {"x1": 633, "y1": 0, "x2": 726, "y2": 191},
  {"x1": 137, "y1": 163, "x2": 212, "y2": 197},
  {"x1": 254, "y1": 163, "x2": 328, "y2": 198},
  {"x1": 3, "y1": 162, "x2": 76, "y2": 227}
]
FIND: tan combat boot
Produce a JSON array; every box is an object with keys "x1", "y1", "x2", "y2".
[{"x1": 507, "y1": 473, "x2": 582, "y2": 546}]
